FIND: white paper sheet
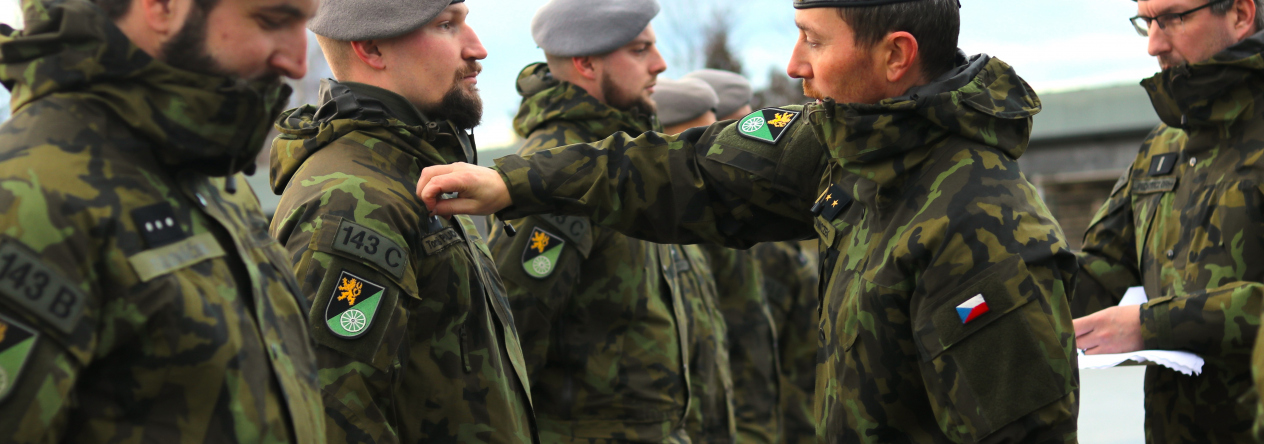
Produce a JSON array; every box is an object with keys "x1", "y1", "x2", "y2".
[
  {"x1": 1078, "y1": 349, "x2": 1204, "y2": 376},
  {"x1": 1077, "y1": 286, "x2": 1205, "y2": 376}
]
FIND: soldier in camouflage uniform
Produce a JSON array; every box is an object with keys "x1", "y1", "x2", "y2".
[
  {"x1": 655, "y1": 76, "x2": 784, "y2": 443},
  {"x1": 752, "y1": 241, "x2": 819, "y2": 444},
  {"x1": 486, "y1": 1, "x2": 736, "y2": 441},
  {"x1": 267, "y1": 1, "x2": 536, "y2": 442},
  {"x1": 1072, "y1": 0, "x2": 1264, "y2": 441},
  {"x1": 0, "y1": 0, "x2": 325, "y2": 441},
  {"x1": 416, "y1": 0, "x2": 1080, "y2": 441},
  {"x1": 696, "y1": 244, "x2": 782, "y2": 443}
]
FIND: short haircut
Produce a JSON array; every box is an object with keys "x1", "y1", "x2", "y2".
[
  {"x1": 1210, "y1": 0, "x2": 1264, "y2": 34},
  {"x1": 835, "y1": 0, "x2": 960, "y2": 81},
  {"x1": 95, "y1": 0, "x2": 222, "y2": 20},
  {"x1": 315, "y1": 34, "x2": 354, "y2": 80}
]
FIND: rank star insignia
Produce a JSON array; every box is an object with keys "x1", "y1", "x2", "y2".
[
  {"x1": 522, "y1": 227, "x2": 565, "y2": 279},
  {"x1": 738, "y1": 108, "x2": 801, "y2": 144},
  {"x1": 956, "y1": 294, "x2": 990, "y2": 324},
  {"x1": 325, "y1": 270, "x2": 386, "y2": 339},
  {"x1": 0, "y1": 313, "x2": 37, "y2": 402}
]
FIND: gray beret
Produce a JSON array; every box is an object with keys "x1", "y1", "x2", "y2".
[
  {"x1": 309, "y1": 0, "x2": 466, "y2": 41},
  {"x1": 531, "y1": 0, "x2": 660, "y2": 57},
  {"x1": 683, "y1": 69, "x2": 752, "y2": 119},
  {"x1": 652, "y1": 78, "x2": 719, "y2": 127}
]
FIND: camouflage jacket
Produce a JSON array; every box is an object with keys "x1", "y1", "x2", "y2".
[
  {"x1": 0, "y1": 0, "x2": 325, "y2": 442},
  {"x1": 488, "y1": 63, "x2": 735, "y2": 443},
  {"x1": 696, "y1": 245, "x2": 781, "y2": 444},
  {"x1": 493, "y1": 54, "x2": 1080, "y2": 443},
  {"x1": 269, "y1": 79, "x2": 536, "y2": 443},
  {"x1": 1075, "y1": 33, "x2": 1264, "y2": 443},
  {"x1": 752, "y1": 241, "x2": 819, "y2": 444}
]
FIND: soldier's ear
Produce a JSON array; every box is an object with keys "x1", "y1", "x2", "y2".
[
  {"x1": 571, "y1": 56, "x2": 599, "y2": 81},
  {"x1": 350, "y1": 40, "x2": 388, "y2": 71},
  {"x1": 879, "y1": 31, "x2": 919, "y2": 85}
]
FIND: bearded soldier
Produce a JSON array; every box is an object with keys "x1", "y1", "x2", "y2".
[
  {"x1": 485, "y1": 1, "x2": 736, "y2": 442},
  {"x1": 417, "y1": 0, "x2": 1080, "y2": 441},
  {"x1": 0, "y1": 0, "x2": 325, "y2": 441},
  {"x1": 267, "y1": 0, "x2": 536, "y2": 442}
]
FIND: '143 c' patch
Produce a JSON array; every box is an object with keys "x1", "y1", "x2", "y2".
[
  {"x1": 325, "y1": 270, "x2": 386, "y2": 339},
  {"x1": 0, "y1": 313, "x2": 37, "y2": 402},
  {"x1": 522, "y1": 227, "x2": 564, "y2": 279}
]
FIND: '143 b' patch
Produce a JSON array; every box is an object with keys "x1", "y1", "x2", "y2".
[
  {"x1": 522, "y1": 227, "x2": 564, "y2": 279},
  {"x1": 325, "y1": 270, "x2": 386, "y2": 339},
  {"x1": 0, "y1": 313, "x2": 37, "y2": 402}
]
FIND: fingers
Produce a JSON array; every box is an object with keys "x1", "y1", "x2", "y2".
[
  {"x1": 1072, "y1": 314, "x2": 1097, "y2": 338},
  {"x1": 416, "y1": 163, "x2": 463, "y2": 208},
  {"x1": 415, "y1": 162, "x2": 512, "y2": 216},
  {"x1": 430, "y1": 197, "x2": 484, "y2": 218}
]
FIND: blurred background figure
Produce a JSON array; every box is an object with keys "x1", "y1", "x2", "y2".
[{"x1": 486, "y1": 0, "x2": 738, "y2": 442}]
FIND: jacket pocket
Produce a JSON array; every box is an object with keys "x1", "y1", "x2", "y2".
[{"x1": 912, "y1": 255, "x2": 1072, "y2": 440}]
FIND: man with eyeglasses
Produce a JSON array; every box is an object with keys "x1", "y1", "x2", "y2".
[{"x1": 1070, "y1": 0, "x2": 1264, "y2": 441}]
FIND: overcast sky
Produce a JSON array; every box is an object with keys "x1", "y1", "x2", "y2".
[{"x1": 0, "y1": 0, "x2": 1158, "y2": 148}]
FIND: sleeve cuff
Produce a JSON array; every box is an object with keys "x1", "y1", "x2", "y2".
[
  {"x1": 1139, "y1": 295, "x2": 1176, "y2": 350},
  {"x1": 493, "y1": 155, "x2": 553, "y2": 220}
]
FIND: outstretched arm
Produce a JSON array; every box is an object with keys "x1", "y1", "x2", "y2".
[{"x1": 419, "y1": 117, "x2": 828, "y2": 248}]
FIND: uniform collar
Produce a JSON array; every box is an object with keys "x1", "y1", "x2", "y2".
[{"x1": 806, "y1": 53, "x2": 1040, "y2": 188}]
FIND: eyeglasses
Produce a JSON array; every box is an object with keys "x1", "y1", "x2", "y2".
[{"x1": 1130, "y1": 0, "x2": 1232, "y2": 36}]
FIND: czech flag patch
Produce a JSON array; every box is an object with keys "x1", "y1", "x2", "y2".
[{"x1": 956, "y1": 294, "x2": 990, "y2": 324}]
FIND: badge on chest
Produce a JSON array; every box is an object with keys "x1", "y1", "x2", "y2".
[{"x1": 1148, "y1": 153, "x2": 1179, "y2": 176}]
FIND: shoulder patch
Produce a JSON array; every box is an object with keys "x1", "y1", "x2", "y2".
[
  {"x1": 324, "y1": 270, "x2": 387, "y2": 339},
  {"x1": 538, "y1": 214, "x2": 593, "y2": 256},
  {"x1": 737, "y1": 108, "x2": 801, "y2": 144},
  {"x1": 327, "y1": 218, "x2": 408, "y2": 279},
  {"x1": 522, "y1": 227, "x2": 565, "y2": 279},
  {"x1": 0, "y1": 313, "x2": 37, "y2": 403},
  {"x1": 0, "y1": 241, "x2": 87, "y2": 335}
]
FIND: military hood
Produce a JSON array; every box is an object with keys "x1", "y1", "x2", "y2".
[
  {"x1": 0, "y1": 0, "x2": 292, "y2": 177},
  {"x1": 512, "y1": 62, "x2": 657, "y2": 139},
  {"x1": 270, "y1": 79, "x2": 473, "y2": 194},
  {"x1": 807, "y1": 53, "x2": 1040, "y2": 187},
  {"x1": 1142, "y1": 30, "x2": 1264, "y2": 132}
]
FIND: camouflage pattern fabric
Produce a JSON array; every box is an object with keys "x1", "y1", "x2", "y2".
[
  {"x1": 487, "y1": 63, "x2": 735, "y2": 443},
  {"x1": 752, "y1": 241, "x2": 819, "y2": 444},
  {"x1": 1075, "y1": 33, "x2": 1264, "y2": 444},
  {"x1": 269, "y1": 79, "x2": 536, "y2": 443},
  {"x1": 697, "y1": 245, "x2": 782, "y2": 444},
  {"x1": 492, "y1": 54, "x2": 1080, "y2": 442},
  {"x1": 0, "y1": 0, "x2": 325, "y2": 442}
]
